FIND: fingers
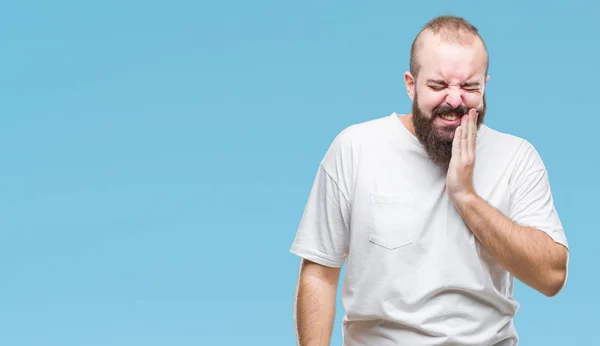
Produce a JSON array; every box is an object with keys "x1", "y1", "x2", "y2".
[
  {"x1": 452, "y1": 125, "x2": 462, "y2": 159},
  {"x1": 460, "y1": 112, "x2": 469, "y2": 157},
  {"x1": 467, "y1": 108, "x2": 478, "y2": 157},
  {"x1": 453, "y1": 108, "x2": 478, "y2": 161}
]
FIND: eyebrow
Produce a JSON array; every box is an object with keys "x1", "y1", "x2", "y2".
[
  {"x1": 426, "y1": 79, "x2": 446, "y2": 85},
  {"x1": 462, "y1": 82, "x2": 481, "y2": 88}
]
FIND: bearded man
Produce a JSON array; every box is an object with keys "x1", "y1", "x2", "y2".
[{"x1": 289, "y1": 15, "x2": 569, "y2": 346}]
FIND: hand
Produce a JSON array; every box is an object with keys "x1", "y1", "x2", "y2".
[{"x1": 446, "y1": 108, "x2": 479, "y2": 202}]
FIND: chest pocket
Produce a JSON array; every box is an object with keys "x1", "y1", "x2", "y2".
[{"x1": 368, "y1": 193, "x2": 416, "y2": 250}]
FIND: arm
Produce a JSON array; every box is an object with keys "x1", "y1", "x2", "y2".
[
  {"x1": 452, "y1": 192, "x2": 568, "y2": 296},
  {"x1": 446, "y1": 109, "x2": 568, "y2": 297},
  {"x1": 290, "y1": 129, "x2": 355, "y2": 344},
  {"x1": 294, "y1": 259, "x2": 341, "y2": 346}
]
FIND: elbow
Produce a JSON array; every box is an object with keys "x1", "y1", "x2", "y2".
[
  {"x1": 540, "y1": 244, "x2": 569, "y2": 297},
  {"x1": 541, "y1": 267, "x2": 567, "y2": 297}
]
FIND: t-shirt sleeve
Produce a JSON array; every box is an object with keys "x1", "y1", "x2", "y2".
[
  {"x1": 508, "y1": 141, "x2": 569, "y2": 250},
  {"x1": 289, "y1": 130, "x2": 356, "y2": 268}
]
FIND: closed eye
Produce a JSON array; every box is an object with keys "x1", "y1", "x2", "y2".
[
  {"x1": 462, "y1": 83, "x2": 481, "y2": 92},
  {"x1": 428, "y1": 85, "x2": 445, "y2": 91},
  {"x1": 426, "y1": 80, "x2": 481, "y2": 92}
]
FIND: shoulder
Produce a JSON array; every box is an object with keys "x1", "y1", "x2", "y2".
[
  {"x1": 480, "y1": 125, "x2": 527, "y2": 148},
  {"x1": 319, "y1": 115, "x2": 393, "y2": 184},
  {"x1": 480, "y1": 125, "x2": 547, "y2": 178},
  {"x1": 481, "y1": 125, "x2": 541, "y2": 157},
  {"x1": 323, "y1": 115, "x2": 392, "y2": 160},
  {"x1": 330, "y1": 115, "x2": 392, "y2": 146}
]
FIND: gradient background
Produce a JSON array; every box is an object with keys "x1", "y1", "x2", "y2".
[{"x1": 1, "y1": 1, "x2": 598, "y2": 345}]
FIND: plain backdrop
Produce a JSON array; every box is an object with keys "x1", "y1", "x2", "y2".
[{"x1": 1, "y1": 1, "x2": 598, "y2": 345}]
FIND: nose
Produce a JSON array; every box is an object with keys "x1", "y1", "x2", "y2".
[{"x1": 445, "y1": 90, "x2": 463, "y2": 109}]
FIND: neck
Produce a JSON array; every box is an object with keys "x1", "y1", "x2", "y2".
[{"x1": 398, "y1": 112, "x2": 417, "y2": 136}]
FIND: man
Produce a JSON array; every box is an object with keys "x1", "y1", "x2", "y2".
[{"x1": 289, "y1": 15, "x2": 569, "y2": 346}]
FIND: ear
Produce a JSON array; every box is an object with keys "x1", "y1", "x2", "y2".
[
  {"x1": 481, "y1": 74, "x2": 491, "y2": 95},
  {"x1": 404, "y1": 71, "x2": 416, "y2": 101}
]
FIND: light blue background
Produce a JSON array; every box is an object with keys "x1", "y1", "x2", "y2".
[{"x1": 1, "y1": 1, "x2": 597, "y2": 345}]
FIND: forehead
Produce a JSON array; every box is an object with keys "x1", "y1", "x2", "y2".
[{"x1": 417, "y1": 32, "x2": 487, "y2": 82}]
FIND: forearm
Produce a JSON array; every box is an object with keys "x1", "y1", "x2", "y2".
[
  {"x1": 453, "y1": 192, "x2": 568, "y2": 296},
  {"x1": 294, "y1": 268, "x2": 338, "y2": 346}
]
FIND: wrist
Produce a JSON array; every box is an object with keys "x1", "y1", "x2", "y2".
[{"x1": 450, "y1": 189, "x2": 479, "y2": 208}]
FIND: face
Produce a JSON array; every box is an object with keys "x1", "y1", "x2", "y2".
[
  {"x1": 412, "y1": 92, "x2": 486, "y2": 167},
  {"x1": 405, "y1": 32, "x2": 489, "y2": 167}
]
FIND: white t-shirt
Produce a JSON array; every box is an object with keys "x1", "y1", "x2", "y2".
[{"x1": 290, "y1": 113, "x2": 569, "y2": 346}]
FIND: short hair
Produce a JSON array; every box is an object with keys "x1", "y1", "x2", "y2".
[{"x1": 409, "y1": 15, "x2": 489, "y2": 78}]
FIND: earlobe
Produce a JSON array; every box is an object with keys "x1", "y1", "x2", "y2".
[
  {"x1": 404, "y1": 72, "x2": 415, "y2": 101},
  {"x1": 486, "y1": 75, "x2": 491, "y2": 82}
]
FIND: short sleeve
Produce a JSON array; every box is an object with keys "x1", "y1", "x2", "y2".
[
  {"x1": 289, "y1": 164, "x2": 351, "y2": 268},
  {"x1": 509, "y1": 142, "x2": 569, "y2": 249},
  {"x1": 289, "y1": 128, "x2": 358, "y2": 268}
]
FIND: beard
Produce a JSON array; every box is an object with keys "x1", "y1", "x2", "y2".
[{"x1": 412, "y1": 93, "x2": 486, "y2": 169}]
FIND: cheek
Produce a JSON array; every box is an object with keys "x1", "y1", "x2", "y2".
[
  {"x1": 419, "y1": 92, "x2": 447, "y2": 109},
  {"x1": 464, "y1": 93, "x2": 483, "y2": 108}
]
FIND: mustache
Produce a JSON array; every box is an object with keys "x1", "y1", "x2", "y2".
[{"x1": 432, "y1": 104, "x2": 469, "y2": 118}]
